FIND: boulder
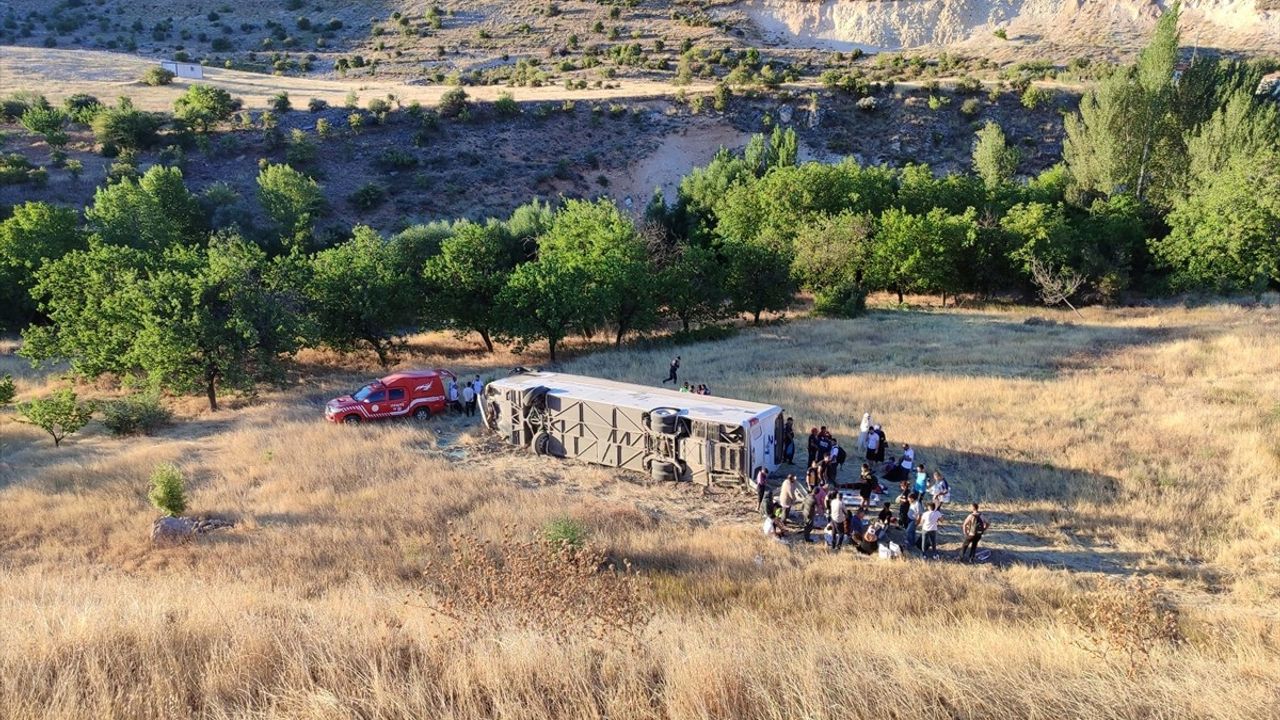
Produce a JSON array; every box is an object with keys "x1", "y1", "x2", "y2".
[{"x1": 151, "y1": 516, "x2": 195, "y2": 545}]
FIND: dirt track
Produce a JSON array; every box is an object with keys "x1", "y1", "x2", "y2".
[{"x1": 0, "y1": 46, "x2": 715, "y2": 111}]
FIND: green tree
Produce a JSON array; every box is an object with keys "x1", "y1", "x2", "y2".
[
  {"x1": 1183, "y1": 84, "x2": 1279, "y2": 195},
  {"x1": 256, "y1": 163, "x2": 322, "y2": 251},
  {"x1": 656, "y1": 239, "x2": 726, "y2": 331},
  {"x1": 537, "y1": 199, "x2": 653, "y2": 346},
  {"x1": 498, "y1": 250, "x2": 593, "y2": 362},
  {"x1": 972, "y1": 121, "x2": 1021, "y2": 190},
  {"x1": 306, "y1": 226, "x2": 417, "y2": 367},
  {"x1": 91, "y1": 99, "x2": 164, "y2": 150},
  {"x1": 720, "y1": 236, "x2": 793, "y2": 324},
  {"x1": 18, "y1": 387, "x2": 94, "y2": 447},
  {"x1": 20, "y1": 106, "x2": 69, "y2": 146},
  {"x1": 422, "y1": 220, "x2": 523, "y2": 351},
  {"x1": 173, "y1": 84, "x2": 236, "y2": 132},
  {"x1": 132, "y1": 235, "x2": 306, "y2": 410},
  {"x1": 792, "y1": 211, "x2": 877, "y2": 315},
  {"x1": 1063, "y1": 3, "x2": 1184, "y2": 208},
  {"x1": 148, "y1": 463, "x2": 187, "y2": 516},
  {"x1": 0, "y1": 201, "x2": 85, "y2": 284},
  {"x1": 1154, "y1": 151, "x2": 1280, "y2": 293},
  {"x1": 872, "y1": 208, "x2": 976, "y2": 305},
  {"x1": 0, "y1": 374, "x2": 15, "y2": 406},
  {"x1": 1000, "y1": 201, "x2": 1089, "y2": 278},
  {"x1": 84, "y1": 165, "x2": 204, "y2": 252}
]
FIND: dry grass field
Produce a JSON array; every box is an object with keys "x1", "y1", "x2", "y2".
[{"x1": 2, "y1": 300, "x2": 1280, "y2": 719}]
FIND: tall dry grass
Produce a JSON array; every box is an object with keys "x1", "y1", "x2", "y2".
[{"x1": 2, "y1": 303, "x2": 1280, "y2": 718}]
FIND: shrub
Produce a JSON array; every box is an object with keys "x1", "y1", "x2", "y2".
[
  {"x1": 374, "y1": 148, "x2": 417, "y2": 170},
  {"x1": 0, "y1": 374, "x2": 14, "y2": 406},
  {"x1": 17, "y1": 387, "x2": 93, "y2": 447},
  {"x1": 62, "y1": 93, "x2": 102, "y2": 124},
  {"x1": 494, "y1": 92, "x2": 520, "y2": 117},
  {"x1": 960, "y1": 97, "x2": 982, "y2": 116},
  {"x1": 315, "y1": 117, "x2": 332, "y2": 137},
  {"x1": 1068, "y1": 579, "x2": 1181, "y2": 677},
  {"x1": 1, "y1": 91, "x2": 48, "y2": 121},
  {"x1": 347, "y1": 112, "x2": 363, "y2": 133},
  {"x1": 20, "y1": 106, "x2": 66, "y2": 140},
  {"x1": 543, "y1": 518, "x2": 588, "y2": 548},
  {"x1": 438, "y1": 87, "x2": 469, "y2": 118},
  {"x1": 366, "y1": 97, "x2": 391, "y2": 115},
  {"x1": 994, "y1": 27, "x2": 1008, "y2": 40},
  {"x1": 349, "y1": 182, "x2": 386, "y2": 210},
  {"x1": 64, "y1": 158, "x2": 83, "y2": 179},
  {"x1": 307, "y1": 97, "x2": 327, "y2": 112},
  {"x1": 268, "y1": 91, "x2": 292, "y2": 112},
  {"x1": 1021, "y1": 85, "x2": 1052, "y2": 110},
  {"x1": 285, "y1": 128, "x2": 316, "y2": 165},
  {"x1": 955, "y1": 75, "x2": 983, "y2": 95},
  {"x1": 141, "y1": 66, "x2": 175, "y2": 86},
  {"x1": 855, "y1": 96, "x2": 879, "y2": 112},
  {"x1": 101, "y1": 392, "x2": 172, "y2": 436},
  {"x1": 927, "y1": 95, "x2": 950, "y2": 110},
  {"x1": 0, "y1": 153, "x2": 43, "y2": 185},
  {"x1": 211, "y1": 36, "x2": 232, "y2": 52},
  {"x1": 148, "y1": 463, "x2": 187, "y2": 516}
]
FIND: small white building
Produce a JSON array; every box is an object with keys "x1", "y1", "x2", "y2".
[
  {"x1": 160, "y1": 61, "x2": 204, "y2": 80},
  {"x1": 481, "y1": 370, "x2": 784, "y2": 486}
]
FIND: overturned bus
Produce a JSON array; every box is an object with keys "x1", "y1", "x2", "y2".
[{"x1": 481, "y1": 370, "x2": 784, "y2": 487}]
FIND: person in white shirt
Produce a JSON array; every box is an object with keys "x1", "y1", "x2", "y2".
[
  {"x1": 778, "y1": 474, "x2": 797, "y2": 523},
  {"x1": 471, "y1": 375, "x2": 484, "y2": 397},
  {"x1": 447, "y1": 380, "x2": 460, "y2": 413},
  {"x1": 906, "y1": 492, "x2": 924, "y2": 549},
  {"x1": 900, "y1": 443, "x2": 915, "y2": 470},
  {"x1": 461, "y1": 382, "x2": 477, "y2": 417},
  {"x1": 827, "y1": 494, "x2": 846, "y2": 549},
  {"x1": 929, "y1": 471, "x2": 950, "y2": 506},
  {"x1": 865, "y1": 427, "x2": 881, "y2": 461},
  {"x1": 921, "y1": 502, "x2": 943, "y2": 556},
  {"x1": 858, "y1": 413, "x2": 872, "y2": 452}
]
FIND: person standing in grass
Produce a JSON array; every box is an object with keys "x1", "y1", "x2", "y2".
[
  {"x1": 754, "y1": 465, "x2": 769, "y2": 514},
  {"x1": 859, "y1": 412, "x2": 872, "y2": 452},
  {"x1": 930, "y1": 470, "x2": 951, "y2": 507},
  {"x1": 901, "y1": 443, "x2": 915, "y2": 470},
  {"x1": 800, "y1": 484, "x2": 819, "y2": 543},
  {"x1": 906, "y1": 492, "x2": 924, "y2": 550},
  {"x1": 921, "y1": 502, "x2": 943, "y2": 557},
  {"x1": 782, "y1": 417, "x2": 796, "y2": 464},
  {"x1": 874, "y1": 425, "x2": 886, "y2": 462},
  {"x1": 447, "y1": 380, "x2": 461, "y2": 413},
  {"x1": 662, "y1": 355, "x2": 680, "y2": 384},
  {"x1": 826, "y1": 492, "x2": 846, "y2": 550},
  {"x1": 807, "y1": 427, "x2": 820, "y2": 469},
  {"x1": 895, "y1": 481, "x2": 912, "y2": 526},
  {"x1": 865, "y1": 424, "x2": 880, "y2": 461},
  {"x1": 461, "y1": 381, "x2": 476, "y2": 417},
  {"x1": 961, "y1": 503, "x2": 988, "y2": 562}
]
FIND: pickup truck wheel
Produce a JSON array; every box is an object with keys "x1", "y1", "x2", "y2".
[
  {"x1": 647, "y1": 407, "x2": 680, "y2": 434},
  {"x1": 651, "y1": 461, "x2": 678, "y2": 482},
  {"x1": 342, "y1": 414, "x2": 361, "y2": 424},
  {"x1": 412, "y1": 407, "x2": 431, "y2": 422}
]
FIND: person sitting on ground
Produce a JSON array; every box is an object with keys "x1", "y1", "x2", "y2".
[
  {"x1": 778, "y1": 474, "x2": 797, "y2": 524},
  {"x1": 882, "y1": 455, "x2": 907, "y2": 485},
  {"x1": 960, "y1": 502, "x2": 988, "y2": 562},
  {"x1": 679, "y1": 382, "x2": 691, "y2": 393},
  {"x1": 878, "y1": 501, "x2": 894, "y2": 527},
  {"x1": 930, "y1": 471, "x2": 951, "y2": 507},
  {"x1": 849, "y1": 506, "x2": 868, "y2": 540},
  {"x1": 921, "y1": 502, "x2": 943, "y2": 557},
  {"x1": 805, "y1": 462, "x2": 822, "y2": 492}
]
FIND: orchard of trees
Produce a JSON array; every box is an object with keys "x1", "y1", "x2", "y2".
[{"x1": 0, "y1": 4, "x2": 1277, "y2": 411}]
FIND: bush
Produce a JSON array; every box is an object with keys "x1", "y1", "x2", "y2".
[
  {"x1": 1021, "y1": 86, "x2": 1052, "y2": 110},
  {"x1": 960, "y1": 97, "x2": 982, "y2": 116},
  {"x1": 64, "y1": 158, "x2": 83, "y2": 179},
  {"x1": 0, "y1": 153, "x2": 43, "y2": 185},
  {"x1": 855, "y1": 96, "x2": 879, "y2": 112},
  {"x1": 285, "y1": 128, "x2": 316, "y2": 165},
  {"x1": 814, "y1": 284, "x2": 867, "y2": 318},
  {"x1": 0, "y1": 374, "x2": 14, "y2": 406},
  {"x1": 494, "y1": 92, "x2": 520, "y2": 117},
  {"x1": 141, "y1": 66, "x2": 175, "y2": 86},
  {"x1": 307, "y1": 97, "x2": 327, "y2": 112},
  {"x1": 543, "y1": 517, "x2": 588, "y2": 548},
  {"x1": 101, "y1": 392, "x2": 172, "y2": 436},
  {"x1": 211, "y1": 36, "x2": 232, "y2": 52},
  {"x1": 17, "y1": 387, "x2": 93, "y2": 447},
  {"x1": 62, "y1": 93, "x2": 102, "y2": 124},
  {"x1": 148, "y1": 463, "x2": 187, "y2": 516},
  {"x1": 438, "y1": 87, "x2": 469, "y2": 118},
  {"x1": 374, "y1": 148, "x2": 417, "y2": 170},
  {"x1": 349, "y1": 182, "x2": 386, "y2": 210},
  {"x1": 268, "y1": 91, "x2": 292, "y2": 113}
]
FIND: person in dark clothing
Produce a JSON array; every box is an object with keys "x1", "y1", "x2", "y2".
[
  {"x1": 873, "y1": 425, "x2": 887, "y2": 462},
  {"x1": 877, "y1": 501, "x2": 894, "y2": 526},
  {"x1": 800, "y1": 490, "x2": 818, "y2": 543},
  {"x1": 806, "y1": 428, "x2": 819, "y2": 469},
  {"x1": 961, "y1": 503, "x2": 988, "y2": 562},
  {"x1": 782, "y1": 417, "x2": 796, "y2": 464},
  {"x1": 754, "y1": 465, "x2": 769, "y2": 514},
  {"x1": 895, "y1": 481, "x2": 911, "y2": 526},
  {"x1": 662, "y1": 356, "x2": 681, "y2": 384}
]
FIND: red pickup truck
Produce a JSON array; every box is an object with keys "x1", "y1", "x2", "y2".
[{"x1": 325, "y1": 369, "x2": 455, "y2": 424}]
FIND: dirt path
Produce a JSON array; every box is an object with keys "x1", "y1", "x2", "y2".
[{"x1": 1, "y1": 46, "x2": 716, "y2": 111}]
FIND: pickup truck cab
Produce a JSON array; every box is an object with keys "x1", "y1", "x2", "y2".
[{"x1": 325, "y1": 369, "x2": 455, "y2": 424}]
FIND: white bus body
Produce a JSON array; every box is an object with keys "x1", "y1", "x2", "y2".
[{"x1": 481, "y1": 370, "x2": 783, "y2": 486}]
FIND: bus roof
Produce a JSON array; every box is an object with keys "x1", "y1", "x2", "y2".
[{"x1": 488, "y1": 371, "x2": 782, "y2": 425}]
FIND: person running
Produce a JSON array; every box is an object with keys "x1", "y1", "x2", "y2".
[
  {"x1": 782, "y1": 417, "x2": 796, "y2": 464},
  {"x1": 662, "y1": 356, "x2": 681, "y2": 384},
  {"x1": 461, "y1": 382, "x2": 477, "y2": 417},
  {"x1": 859, "y1": 412, "x2": 872, "y2": 452},
  {"x1": 827, "y1": 492, "x2": 847, "y2": 550},
  {"x1": 806, "y1": 428, "x2": 820, "y2": 470},
  {"x1": 778, "y1": 474, "x2": 797, "y2": 524},
  {"x1": 921, "y1": 502, "x2": 943, "y2": 557},
  {"x1": 961, "y1": 503, "x2": 988, "y2": 562},
  {"x1": 754, "y1": 466, "x2": 769, "y2": 514}
]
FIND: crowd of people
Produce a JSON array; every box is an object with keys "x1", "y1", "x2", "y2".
[
  {"x1": 767, "y1": 414, "x2": 989, "y2": 562},
  {"x1": 446, "y1": 375, "x2": 486, "y2": 417}
]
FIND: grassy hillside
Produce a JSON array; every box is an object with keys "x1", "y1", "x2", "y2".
[{"x1": 3, "y1": 300, "x2": 1279, "y2": 718}]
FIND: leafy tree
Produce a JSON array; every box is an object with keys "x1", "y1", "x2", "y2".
[
  {"x1": 132, "y1": 235, "x2": 307, "y2": 410},
  {"x1": 173, "y1": 84, "x2": 236, "y2": 132},
  {"x1": 792, "y1": 211, "x2": 877, "y2": 315},
  {"x1": 1063, "y1": 3, "x2": 1184, "y2": 208},
  {"x1": 148, "y1": 463, "x2": 187, "y2": 516},
  {"x1": 0, "y1": 201, "x2": 85, "y2": 293},
  {"x1": 22, "y1": 242, "x2": 150, "y2": 377},
  {"x1": 537, "y1": 199, "x2": 653, "y2": 346},
  {"x1": 656, "y1": 239, "x2": 726, "y2": 331},
  {"x1": 84, "y1": 165, "x2": 204, "y2": 252},
  {"x1": 1183, "y1": 84, "x2": 1279, "y2": 195},
  {"x1": 306, "y1": 226, "x2": 417, "y2": 367},
  {"x1": 438, "y1": 87, "x2": 470, "y2": 118},
  {"x1": 18, "y1": 387, "x2": 94, "y2": 447},
  {"x1": 872, "y1": 208, "x2": 976, "y2": 304},
  {"x1": 720, "y1": 236, "x2": 793, "y2": 323},
  {"x1": 972, "y1": 121, "x2": 1021, "y2": 190},
  {"x1": 20, "y1": 106, "x2": 68, "y2": 146},
  {"x1": 423, "y1": 220, "x2": 523, "y2": 351},
  {"x1": 0, "y1": 374, "x2": 15, "y2": 406},
  {"x1": 498, "y1": 250, "x2": 593, "y2": 362},
  {"x1": 256, "y1": 163, "x2": 322, "y2": 251},
  {"x1": 1001, "y1": 202, "x2": 1080, "y2": 276},
  {"x1": 1155, "y1": 151, "x2": 1280, "y2": 293},
  {"x1": 896, "y1": 164, "x2": 985, "y2": 216}
]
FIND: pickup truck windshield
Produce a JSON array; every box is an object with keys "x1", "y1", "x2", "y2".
[{"x1": 353, "y1": 385, "x2": 375, "y2": 402}]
